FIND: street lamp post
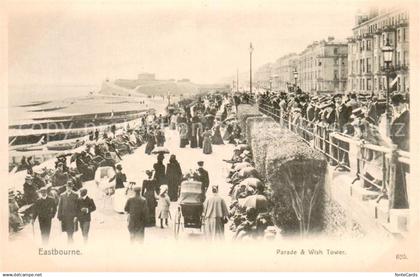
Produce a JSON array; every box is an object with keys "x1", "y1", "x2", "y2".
[
  {"x1": 293, "y1": 68, "x2": 298, "y2": 90},
  {"x1": 382, "y1": 38, "x2": 394, "y2": 135},
  {"x1": 236, "y1": 68, "x2": 239, "y2": 93},
  {"x1": 249, "y1": 43, "x2": 254, "y2": 95}
]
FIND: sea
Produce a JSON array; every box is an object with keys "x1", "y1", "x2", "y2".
[
  {"x1": 8, "y1": 84, "x2": 169, "y2": 126},
  {"x1": 8, "y1": 84, "x2": 100, "y2": 124}
]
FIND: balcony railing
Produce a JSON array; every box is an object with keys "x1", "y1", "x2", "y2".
[{"x1": 394, "y1": 65, "x2": 409, "y2": 72}]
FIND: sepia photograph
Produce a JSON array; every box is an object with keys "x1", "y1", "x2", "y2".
[{"x1": 0, "y1": 0, "x2": 419, "y2": 273}]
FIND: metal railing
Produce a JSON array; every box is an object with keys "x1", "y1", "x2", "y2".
[{"x1": 257, "y1": 101, "x2": 410, "y2": 212}]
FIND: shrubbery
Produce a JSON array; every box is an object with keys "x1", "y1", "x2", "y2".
[
  {"x1": 239, "y1": 104, "x2": 328, "y2": 236},
  {"x1": 236, "y1": 104, "x2": 261, "y2": 139},
  {"x1": 265, "y1": 136, "x2": 326, "y2": 235}
]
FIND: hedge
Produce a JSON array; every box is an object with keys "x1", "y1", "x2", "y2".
[
  {"x1": 245, "y1": 116, "x2": 327, "y2": 236},
  {"x1": 245, "y1": 116, "x2": 275, "y2": 149},
  {"x1": 250, "y1": 125, "x2": 301, "y2": 178},
  {"x1": 236, "y1": 104, "x2": 261, "y2": 140},
  {"x1": 265, "y1": 132, "x2": 326, "y2": 235}
]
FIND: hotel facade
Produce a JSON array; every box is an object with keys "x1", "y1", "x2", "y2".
[
  {"x1": 347, "y1": 8, "x2": 409, "y2": 95},
  {"x1": 254, "y1": 37, "x2": 348, "y2": 94}
]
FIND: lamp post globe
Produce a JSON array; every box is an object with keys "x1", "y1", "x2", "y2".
[
  {"x1": 382, "y1": 38, "x2": 394, "y2": 66},
  {"x1": 249, "y1": 43, "x2": 254, "y2": 96},
  {"x1": 293, "y1": 68, "x2": 298, "y2": 88}
]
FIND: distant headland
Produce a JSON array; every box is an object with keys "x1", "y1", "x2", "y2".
[{"x1": 99, "y1": 73, "x2": 229, "y2": 98}]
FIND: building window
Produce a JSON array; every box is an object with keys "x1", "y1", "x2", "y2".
[
  {"x1": 334, "y1": 70, "x2": 338, "y2": 80},
  {"x1": 367, "y1": 78, "x2": 372, "y2": 90},
  {"x1": 335, "y1": 58, "x2": 339, "y2": 65},
  {"x1": 402, "y1": 76, "x2": 405, "y2": 91},
  {"x1": 367, "y1": 40, "x2": 371, "y2": 50},
  {"x1": 334, "y1": 48, "x2": 338, "y2": 55},
  {"x1": 398, "y1": 29, "x2": 401, "y2": 42}
]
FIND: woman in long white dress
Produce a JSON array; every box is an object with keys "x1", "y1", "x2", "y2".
[{"x1": 156, "y1": 185, "x2": 170, "y2": 228}]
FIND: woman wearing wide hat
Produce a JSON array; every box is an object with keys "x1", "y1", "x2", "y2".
[
  {"x1": 142, "y1": 170, "x2": 158, "y2": 227},
  {"x1": 153, "y1": 153, "x2": 166, "y2": 186},
  {"x1": 211, "y1": 119, "x2": 224, "y2": 145},
  {"x1": 145, "y1": 129, "x2": 156, "y2": 155},
  {"x1": 202, "y1": 128, "x2": 213, "y2": 154},
  {"x1": 166, "y1": 155, "x2": 183, "y2": 202}
]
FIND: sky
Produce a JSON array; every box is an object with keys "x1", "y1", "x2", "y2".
[{"x1": 7, "y1": 0, "x2": 386, "y2": 87}]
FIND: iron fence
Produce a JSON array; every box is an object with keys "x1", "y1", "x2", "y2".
[{"x1": 257, "y1": 101, "x2": 410, "y2": 212}]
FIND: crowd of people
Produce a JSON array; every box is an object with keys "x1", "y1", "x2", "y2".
[
  {"x1": 168, "y1": 93, "x2": 243, "y2": 154},
  {"x1": 9, "y1": 91, "x2": 251, "y2": 244},
  {"x1": 224, "y1": 144, "x2": 275, "y2": 240},
  {"x1": 258, "y1": 88, "x2": 409, "y2": 151},
  {"x1": 9, "y1": 87, "x2": 411, "y2": 245},
  {"x1": 8, "y1": 111, "x2": 165, "y2": 242},
  {"x1": 257, "y1": 87, "x2": 409, "y2": 208}
]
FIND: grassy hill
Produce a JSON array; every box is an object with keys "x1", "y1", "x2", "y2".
[{"x1": 99, "y1": 79, "x2": 229, "y2": 97}]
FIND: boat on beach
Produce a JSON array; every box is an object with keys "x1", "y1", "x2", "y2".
[
  {"x1": 17, "y1": 101, "x2": 52, "y2": 108},
  {"x1": 46, "y1": 140, "x2": 85, "y2": 151},
  {"x1": 15, "y1": 146, "x2": 44, "y2": 152}
]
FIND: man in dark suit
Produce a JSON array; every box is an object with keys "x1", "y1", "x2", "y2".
[
  {"x1": 32, "y1": 186, "x2": 57, "y2": 244},
  {"x1": 389, "y1": 94, "x2": 410, "y2": 209},
  {"x1": 333, "y1": 94, "x2": 352, "y2": 132},
  {"x1": 390, "y1": 94, "x2": 409, "y2": 152},
  {"x1": 23, "y1": 175, "x2": 38, "y2": 205},
  {"x1": 76, "y1": 188, "x2": 96, "y2": 243},
  {"x1": 195, "y1": 161, "x2": 210, "y2": 201},
  {"x1": 124, "y1": 185, "x2": 149, "y2": 243},
  {"x1": 233, "y1": 94, "x2": 240, "y2": 112},
  {"x1": 57, "y1": 181, "x2": 79, "y2": 243},
  {"x1": 333, "y1": 94, "x2": 352, "y2": 170}
]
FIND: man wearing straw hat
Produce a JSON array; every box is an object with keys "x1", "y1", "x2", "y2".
[
  {"x1": 76, "y1": 188, "x2": 96, "y2": 243},
  {"x1": 124, "y1": 184, "x2": 149, "y2": 243},
  {"x1": 32, "y1": 186, "x2": 57, "y2": 244}
]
